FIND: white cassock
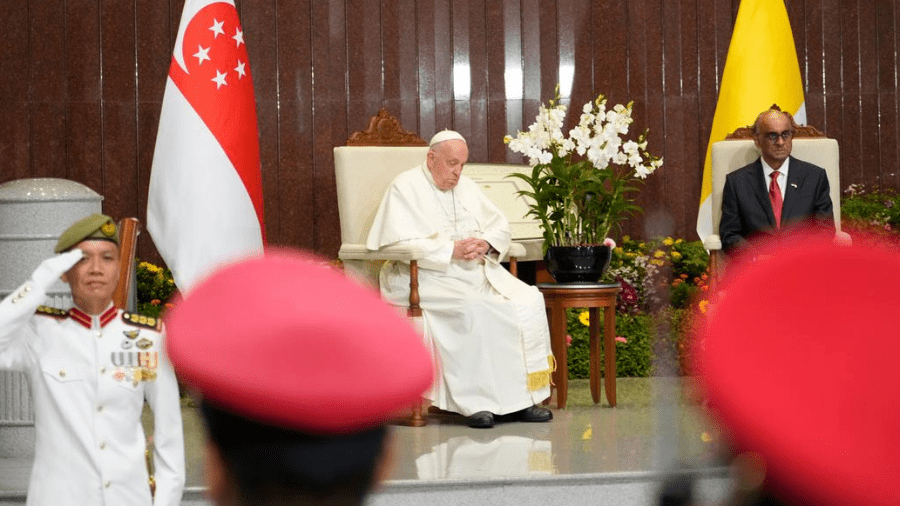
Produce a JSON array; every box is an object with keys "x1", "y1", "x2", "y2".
[{"x1": 366, "y1": 164, "x2": 553, "y2": 416}]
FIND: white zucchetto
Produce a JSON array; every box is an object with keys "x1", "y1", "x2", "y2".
[{"x1": 429, "y1": 130, "x2": 467, "y2": 147}]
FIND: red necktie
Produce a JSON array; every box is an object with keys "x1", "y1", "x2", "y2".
[{"x1": 769, "y1": 170, "x2": 783, "y2": 229}]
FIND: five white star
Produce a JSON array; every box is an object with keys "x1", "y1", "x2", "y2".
[
  {"x1": 192, "y1": 20, "x2": 251, "y2": 89},
  {"x1": 209, "y1": 19, "x2": 225, "y2": 38},
  {"x1": 193, "y1": 45, "x2": 211, "y2": 65},
  {"x1": 211, "y1": 70, "x2": 228, "y2": 89}
]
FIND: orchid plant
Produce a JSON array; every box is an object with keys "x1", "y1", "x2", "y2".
[{"x1": 505, "y1": 88, "x2": 662, "y2": 252}]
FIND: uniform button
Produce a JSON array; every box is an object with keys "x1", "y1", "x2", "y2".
[
  {"x1": 104, "y1": 480, "x2": 111, "y2": 488},
  {"x1": 100, "y1": 366, "x2": 106, "y2": 374},
  {"x1": 97, "y1": 332, "x2": 103, "y2": 339},
  {"x1": 100, "y1": 442, "x2": 106, "y2": 449},
  {"x1": 97, "y1": 405, "x2": 103, "y2": 412},
  {"x1": 59, "y1": 370, "x2": 66, "y2": 378}
]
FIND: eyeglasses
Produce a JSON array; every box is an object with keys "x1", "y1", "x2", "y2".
[{"x1": 762, "y1": 130, "x2": 794, "y2": 142}]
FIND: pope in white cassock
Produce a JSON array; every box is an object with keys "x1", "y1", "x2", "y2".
[{"x1": 366, "y1": 130, "x2": 554, "y2": 428}]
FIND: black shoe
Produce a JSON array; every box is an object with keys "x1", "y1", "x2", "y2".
[
  {"x1": 516, "y1": 405, "x2": 553, "y2": 423},
  {"x1": 467, "y1": 411, "x2": 495, "y2": 428}
]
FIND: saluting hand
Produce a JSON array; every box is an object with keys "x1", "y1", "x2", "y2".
[{"x1": 33, "y1": 249, "x2": 85, "y2": 288}]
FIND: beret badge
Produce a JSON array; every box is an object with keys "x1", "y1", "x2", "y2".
[{"x1": 101, "y1": 221, "x2": 117, "y2": 237}]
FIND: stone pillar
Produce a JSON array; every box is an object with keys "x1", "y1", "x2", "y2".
[{"x1": 0, "y1": 178, "x2": 102, "y2": 457}]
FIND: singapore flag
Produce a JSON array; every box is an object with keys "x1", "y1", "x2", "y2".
[{"x1": 147, "y1": 0, "x2": 265, "y2": 293}]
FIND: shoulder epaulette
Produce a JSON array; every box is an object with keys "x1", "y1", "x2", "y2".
[
  {"x1": 35, "y1": 305, "x2": 68, "y2": 319},
  {"x1": 122, "y1": 311, "x2": 162, "y2": 331}
]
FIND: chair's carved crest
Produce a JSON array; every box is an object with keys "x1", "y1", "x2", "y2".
[
  {"x1": 724, "y1": 104, "x2": 827, "y2": 139},
  {"x1": 725, "y1": 123, "x2": 826, "y2": 140},
  {"x1": 346, "y1": 109, "x2": 427, "y2": 146}
]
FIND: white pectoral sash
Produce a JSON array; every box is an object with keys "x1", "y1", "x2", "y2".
[
  {"x1": 483, "y1": 262, "x2": 554, "y2": 392},
  {"x1": 483, "y1": 261, "x2": 521, "y2": 296}
]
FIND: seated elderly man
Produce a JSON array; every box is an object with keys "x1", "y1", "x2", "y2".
[
  {"x1": 366, "y1": 130, "x2": 554, "y2": 429},
  {"x1": 719, "y1": 106, "x2": 835, "y2": 255}
]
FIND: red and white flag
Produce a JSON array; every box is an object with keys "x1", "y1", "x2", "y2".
[{"x1": 147, "y1": 0, "x2": 265, "y2": 293}]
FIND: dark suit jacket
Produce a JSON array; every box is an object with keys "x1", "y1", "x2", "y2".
[{"x1": 719, "y1": 156, "x2": 834, "y2": 253}]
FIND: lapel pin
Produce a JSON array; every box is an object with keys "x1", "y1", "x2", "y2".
[{"x1": 790, "y1": 183, "x2": 798, "y2": 188}]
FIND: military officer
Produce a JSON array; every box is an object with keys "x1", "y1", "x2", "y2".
[
  {"x1": 164, "y1": 251, "x2": 434, "y2": 506},
  {"x1": 0, "y1": 213, "x2": 185, "y2": 506}
]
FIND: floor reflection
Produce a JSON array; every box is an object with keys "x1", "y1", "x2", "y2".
[
  {"x1": 416, "y1": 435, "x2": 554, "y2": 479},
  {"x1": 385, "y1": 377, "x2": 721, "y2": 482}
]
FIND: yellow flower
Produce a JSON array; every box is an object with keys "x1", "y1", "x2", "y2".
[
  {"x1": 578, "y1": 310, "x2": 590, "y2": 326},
  {"x1": 663, "y1": 237, "x2": 674, "y2": 246},
  {"x1": 698, "y1": 300, "x2": 709, "y2": 314},
  {"x1": 671, "y1": 251, "x2": 682, "y2": 261},
  {"x1": 653, "y1": 250, "x2": 666, "y2": 258},
  {"x1": 675, "y1": 238, "x2": 683, "y2": 244},
  {"x1": 651, "y1": 259, "x2": 665, "y2": 266}
]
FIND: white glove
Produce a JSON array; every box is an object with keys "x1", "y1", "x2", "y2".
[{"x1": 31, "y1": 249, "x2": 84, "y2": 290}]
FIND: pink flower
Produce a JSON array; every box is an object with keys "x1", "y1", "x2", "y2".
[
  {"x1": 615, "y1": 336, "x2": 628, "y2": 344},
  {"x1": 603, "y1": 237, "x2": 617, "y2": 250},
  {"x1": 566, "y1": 334, "x2": 573, "y2": 347}
]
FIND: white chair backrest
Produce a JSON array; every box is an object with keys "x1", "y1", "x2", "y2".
[
  {"x1": 710, "y1": 138, "x2": 842, "y2": 234},
  {"x1": 334, "y1": 146, "x2": 430, "y2": 245}
]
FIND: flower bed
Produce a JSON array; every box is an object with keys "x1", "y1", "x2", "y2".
[
  {"x1": 565, "y1": 236, "x2": 710, "y2": 378},
  {"x1": 135, "y1": 260, "x2": 178, "y2": 318}
]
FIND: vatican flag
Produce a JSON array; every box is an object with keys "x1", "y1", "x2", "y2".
[{"x1": 696, "y1": 0, "x2": 805, "y2": 242}]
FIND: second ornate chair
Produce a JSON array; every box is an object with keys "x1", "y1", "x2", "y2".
[{"x1": 702, "y1": 124, "x2": 847, "y2": 284}]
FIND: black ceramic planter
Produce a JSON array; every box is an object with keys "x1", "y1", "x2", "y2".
[{"x1": 544, "y1": 245, "x2": 612, "y2": 283}]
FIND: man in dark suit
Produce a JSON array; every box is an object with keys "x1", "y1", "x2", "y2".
[{"x1": 719, "y1": 107, "x2": 835, "y2": 254}]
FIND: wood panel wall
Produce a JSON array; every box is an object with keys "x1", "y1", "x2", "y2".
[{"x1": 2, "y1": 0, "x2": 898, "y2": 263}]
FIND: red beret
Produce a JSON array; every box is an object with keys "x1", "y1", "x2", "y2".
[
  {"x1": 165, "y1": 250, "x2": 434, "y2": 434},
  {"x1": 696, "y1": 239, "x2": 900, "y2": 506}
]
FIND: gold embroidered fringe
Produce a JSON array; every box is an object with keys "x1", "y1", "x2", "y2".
[{"x1": 527, "y1": 355, "x2": 557, "y2": 391}]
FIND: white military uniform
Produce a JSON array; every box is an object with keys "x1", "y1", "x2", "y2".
[
  {"x1": 0, "y1": 266, "x2": 185, "y2": 506},
  {"x1": 366, "y1": 164, "x2": 553, "y2": 417}
]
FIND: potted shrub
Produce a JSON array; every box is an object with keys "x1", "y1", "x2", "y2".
[{"x1": 505, "y1": 87, "x2": 663, "y2": 282}]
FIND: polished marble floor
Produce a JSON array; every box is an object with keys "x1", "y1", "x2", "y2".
[
  {"x1": 385, "y1": 377, "x2": 723, "y2": 482},
  {"x1": 0, "y1": 377, "x2": 726, "y2": 502}
]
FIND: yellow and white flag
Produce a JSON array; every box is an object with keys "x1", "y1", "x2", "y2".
[{"x1": 696, "y1": 0, "x2": 805, "y2": 241}]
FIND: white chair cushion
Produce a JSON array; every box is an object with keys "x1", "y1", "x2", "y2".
[{"x1": 334, "y1": 146, "x2": 430, "y2": 245}]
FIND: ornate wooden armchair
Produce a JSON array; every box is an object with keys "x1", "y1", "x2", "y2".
[{"x1": 702, "y1": 124, "x2": 848, "y2": 286}]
